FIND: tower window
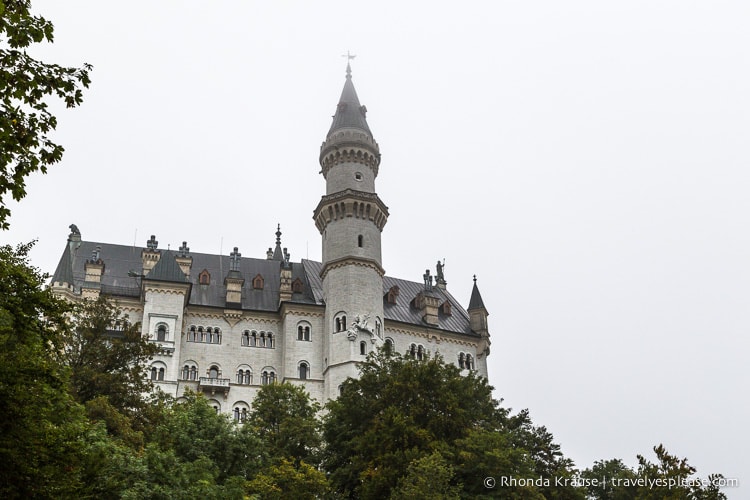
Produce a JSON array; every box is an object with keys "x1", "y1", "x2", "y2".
[
  {"x1": 354, "y1": 172, "x2": 363, "y2": 181},
  {"x1": 358, "y1": 235, "x2": 363, "y2": 248},
  {"x1": 156, "y1": 324, "x2": 167, "y2": 341},
  {"x1": 384, "y1": 338, "x2": 394, "y2": 355},
  {"x1": 360, "y1": 341, "x2": 366, "y2": 356},
  {"x1": 299, "y1": 362, "x2": 309, "y2": 380}
]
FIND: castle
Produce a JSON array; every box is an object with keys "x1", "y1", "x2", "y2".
[{"x1": 50, "y1": 63, "x2": 491, "y2": 418}]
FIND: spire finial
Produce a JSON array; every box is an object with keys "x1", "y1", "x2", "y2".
[
  {"x1": 342, "y1": 51, "x2": 356, "y2": 78},
  {"x1": 473, "y1": 274, "x2": 477, "y2": 284},
  {"x1": 276, "y1": 224, "x2": 282, "y2": 245}
]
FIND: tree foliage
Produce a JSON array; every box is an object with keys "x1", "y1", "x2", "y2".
[
  {"x1": 59, "y1": 296, "x2": 160, "y2": 430},
  {"x1": 248, "y1": 381, "x2": 322, "y2": 466},
  {"x1": 0, "y1": 242, "x2": 87, "y2": 498},
  {"x1": 321, "y1": 350, "x2": 582, "y2": 499},
  {"x1": 0, "y1": 0, "x2": 91, "y2": 229}
]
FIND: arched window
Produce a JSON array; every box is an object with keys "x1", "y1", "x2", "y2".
[
  {"x1": 190, "y1": 366, "x2": 197, "y2": 380},
  {"x1": 299, "y1": 362, "x2": 309, "y2": 380},
  {"x1": 466, "y1": 354, "x2": 474, "y2": 370},
  {"x1": 358, "y1": 234, "x2": 363, "y2": 247},
  {"x1": 261, "y1": 371, "x2": 269, "y2": 385},
  {"x1": 384, "y1": 338, "x2": 394, "y2": 355},
  {"x1": 158, "y1": 367, "x2": 165, "y2": 381},
  {"x1": 260, "y1": 332, "x2": 266, "y2": 348},
  {"x1": 292, "y1": 278, "x2": 304, "y2": 293},
  {"x1": 198, "y1": 269, "x2": 210, "y2": 285},
  {"x1": 198, "y1": 327, "x2": 206, "y2": 343},
  {"x1": 360, "y1": 341, "x2": 367, "y2": 356},
  {"x1": 458, "y1": 353, "x2": 466, "y2": 369},
  {"x1": 252, "y1": 274, "x2": 264, "y2": 290},
  {"x1": 241, "y1": 331, "x2": 249, "y2": 346},
  {"x1": 417, "y1": 345, "x2": 425, "y2": 361},
  {"x1": 409, "y1": 344, "x2": 417, "y2": 359},
  {"x1": 335, "y1": 317, "x2": 341, "y2": 332},
  {"x1": 209, "y1": 365, "x2": 219, "y2": 379},
  {"x1": 236, "y1": 366, "x2": 252, "y2": 385},
  {"x1": 297, "y1": 324, "x2": 311, "y2": 341},
  {"x1": 269, "y1": 372, "x2": 276, "y2": 384},
  {"x1": 150, "y1": 367, "x2": 157, "y2": 380},
  {"x1": 156, "y1": 324, "x2": 167, "y2": 341},
  {"x1": 342, "y1": 316, "x2": 346, "y2": 331},
  {"x1": 188, "y1": 326, "x2": 196, "y2": 342},
  {"x1": 213, "y1": 328, "x2": 221, "y2": 344},
  {"x1": 182, "y1": 365, "x2": 189, "y2": 380},
  {"x1": 250, "y1": 331, "x2": 257, "y2": 347},
  {"x1": 267, "y1": 332, "x2": 274, "y2": 348}
]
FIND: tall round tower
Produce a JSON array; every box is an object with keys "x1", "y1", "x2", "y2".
[{"x1": 314, "y1": 62, "x2": 389, "y2": 400}]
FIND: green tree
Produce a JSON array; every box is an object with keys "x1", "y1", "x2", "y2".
[
  {"x1": 581, "y1": 446, "x2": 727, "y2": 500},
  {"x1": 0, "y1": 0, "x2": 91, "y2": 229},
  {"x1": 151, "y1": 391, "x2": 265, "y2": 483},
  {"x1": 0, "y1": 242, "x2": 88, "y2": 498},
  {"x1": 248, "y1": 381, "x2": 322, "y2": 466},
  {"x1": 321, "y1": 350, "x2": 582, "y2": 499},
  {"x1": 391, "y1": 451, "x2": 462, "y2": 500},
  {"x1": 246, "y1": 458, "x2": 329, "y2": 500},
  {"x1": 59, "y1": 296, "x2": 160, "y2": 430}
]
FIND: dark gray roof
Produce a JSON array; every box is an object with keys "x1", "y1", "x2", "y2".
[
  {"x1": 52, "y1": 242, "x2": 74, "y2": 285},
  {"x1": 468, "y1": 282, "x2": 486, "y2": 311},
  {"x1": 146, "y1": 250, "x2": 189, "y2": 283},
  {"x1": 52, "y1": 241, "x2": 477, "y2": 337},
  {"x1": 327, "y1": 66, "x2": 373, "y2": 137},
  {"x1": 301, "y1": 259, "x2": 477, "y2": 337}
]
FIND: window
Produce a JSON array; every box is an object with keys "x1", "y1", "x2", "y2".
[
  {"x1": 209, "y1": 365, "x2": 219, "y2": 379},
  {"x1": 386, "y1": 286, "x2": 400, "y2": 305},
  {"x1": 409, "y1": 344, "x2": 416, "y2": 358},
  {"x1": 233, "y1": 406, "x2": 248, "y2": 423},
  {"x1": 441, "y1": 301, "x2": 452, "y2": 316},
  {"x1": 466, "y1": 354, "x2": 474, "y2": 370},
  {"x1": 358, "y1": 234, "x2": 363, "y2": 247},
  {"x1": 242, "y1": 331, "x2": 249, "y2": 346},
  {"x1": 188, "y1": 325, "x2": 221, "y2": 344},
  {"x1": 262, "y1": 369, "x2": 276, "y2": 385},
  {"x1": 297, "y1": 324, "x2": 310, "y2": 341},
  {"x1": 250, "y1": 331, "x2": 257, "y2": 347},
  {"x1": 417, "y1": 345, "x2": 425, "y2": 361},
  {"x1": 182, "y1": 363, "x2": 198, "y2": 380},
  {"x1": 267, "y1": 333, "x2": 274, "y2": 348},
  {"x1": 335, "y1": 314, "x2": 347, "y2": 332},
  {"x1": 252, "y1": 273, "x2": 264, "y2": 290},
  {"x1": 188, "y1": 326, "x2": 196, "y2": 342},
  {"x1": 151, "y1": 363, "x2": 166, "y2": 381},
  {"x1": 198, "y1": 269, "x2": 210, "y2": 285},
  {"x1": 236, "y1": 367, "x2": 252, "y2": 385},
  {"x1": 299, "y1": 362, "x2": 309, "y2": 380},
  {"x1": 156, "y1": 323, "x2": 167, "y2": 341},
  {"x1": 292, "y1": 278, "x2": 304, "y2": 293},
  {"x1": 384, "y1": 338, "x2": 394, "y2": 355},
  {"x1": 360, "y1": 341, "x2": 367, "y2": 355},
  {"x1": 458, "y1": 353, "x2": 465, "y2": 369}
]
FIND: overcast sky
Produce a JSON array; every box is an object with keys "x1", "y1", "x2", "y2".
[{"x1": 3, "y1": 0, "x2": 748, "y2": 488}]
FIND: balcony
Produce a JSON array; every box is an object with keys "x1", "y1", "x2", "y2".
[{"x1": 198, "y1": 377, "x2": 231, "y2": 398}]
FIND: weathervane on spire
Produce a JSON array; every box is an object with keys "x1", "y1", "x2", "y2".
[{"x1": 342, "y1": 51, "x2": 356, "y2": 77}]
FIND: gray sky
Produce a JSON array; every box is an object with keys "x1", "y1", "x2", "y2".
[{"x1": 4, "y1": 0, "x2": 748, "y2": 487}]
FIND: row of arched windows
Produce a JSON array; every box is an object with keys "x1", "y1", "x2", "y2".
[
  {"x1": 241, "y1": 330, "x2": 274, "y2": 348},
  {"x1": 187, "y1": 326, "x2": 221, "y2": 344}
]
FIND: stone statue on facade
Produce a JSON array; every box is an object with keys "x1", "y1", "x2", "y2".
[{"x1": 347, "y1": 314, "x2": 375, "y2": 341}]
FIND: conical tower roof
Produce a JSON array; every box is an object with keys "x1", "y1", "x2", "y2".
[
  {"x1": 52, "y1": 243, "x2": 74, "y2": 285},
  {"x1": 468, "y1": 278, "x2": 487, "y2": 311},
  {"x1": 327, "y1": 63, "x2": 372, "y2": 137}
]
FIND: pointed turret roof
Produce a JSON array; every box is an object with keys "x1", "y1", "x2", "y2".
[
  {"x1": 146, "y1": 250, "x2": 188, "y2": 283},
  {"x1": 52, "y1": 243, "x2": 74, "y2": 285},
  {"x1": 327, "y1": 63, "x2": 372, "y2": 137},
  {"x1": 272, "y1": 224, "x2": 284, "y2": 261},
  {"x1": 468, "y1": 277, "x2": 487, "y2": 311}
]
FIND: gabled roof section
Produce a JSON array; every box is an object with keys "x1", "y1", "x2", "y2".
[
  {"x1": 327, "y1": 63, "x2": 372, "y2": 137},
  {"x1": 468, "y1": 280, "x2": 486, "y2": 311},
  {"x1": 146, "y1": 250, "x2": 188, "y2": 283},
  {"x1": 52, "y1": 243, "x2": 74, "y2": 285}
]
